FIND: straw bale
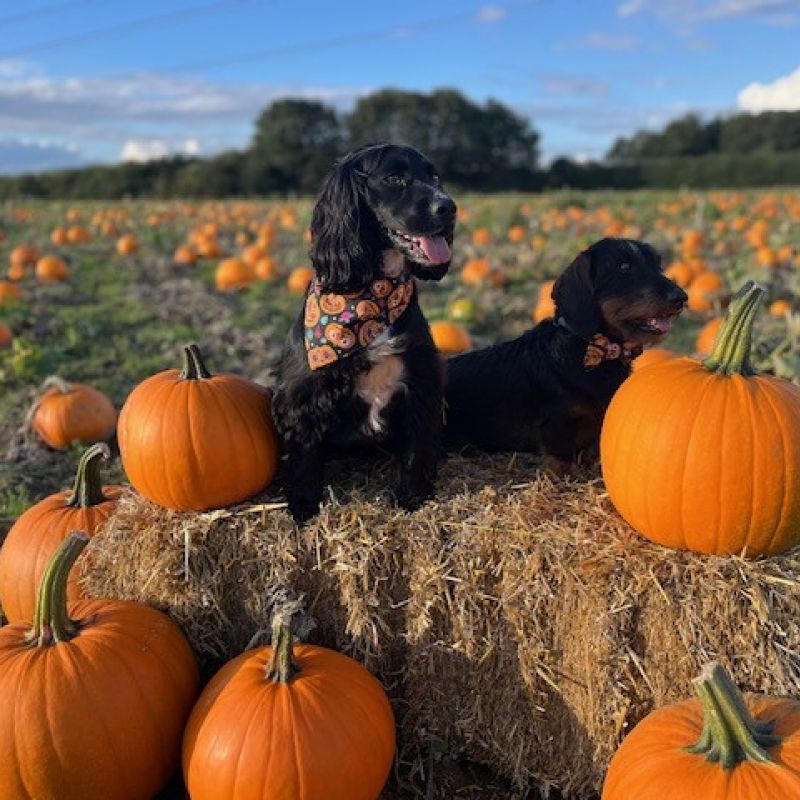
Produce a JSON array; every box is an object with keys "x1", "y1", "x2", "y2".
[{"x1": 82, "y1": 454, "x2": 800, "y2": 796}]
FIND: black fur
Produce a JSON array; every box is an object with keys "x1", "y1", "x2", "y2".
[
  {"x1": 443, "y1": 238, "x2": 687, "y2": 465},
  {"x1": 273, "y1": 144, "x2": 456, "y2": 523}
]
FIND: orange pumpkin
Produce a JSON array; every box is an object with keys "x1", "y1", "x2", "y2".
[
  {"x1": 116, "y1": 233, "x2": 139, "y2": 256},
  {"x1": 118, "y1": 344, "x2": 279, "y2": 511},
  {"x1": 472, "y1": 227, "x2": 492, "y2": 246},
  {"x1": 6, "y1": 262, "x2": 25, "y2": 281},
  {"x1": 10, "y1": 244, "x2": 38, "y2": 267},
  {"x1": 35, "y1": 255, "x2": 69, "y2": 282},
  {"x1": 66, "y1": 225, "x2": 91, "y2": 244},
  {"x1": 215, "y1": 257, "x2": 253, "y2": 291},
  {"x1": 632, "y1": 348, "x2": 678, "y2": 372},
  {"x1": 602, "y1": 662, "x2": 800, "y2": 800},
  {"x1": 508, "y1": 224, "x2": 527, "y2": 243},
  {"x1": 254, "y1": 256, "x2": 277, "y2": 281},
  {"x1": 0, "y1": 281, "x2": 23, "y2": 304},
  {"x1": 601, "y1": 282, "x2": 800, "y2": 556},
  {"x1": 770, "y1": 299, "x2": 792, "y2": 316},
  {"x1": 533, "y1": 279, "x2": 556, "y2": 322},
  {"x1": 0, "y1": 533, "x2": 199, "y2": 800},
  {"x1": 695, "y1": 316, "x2": 722, "y2": 355},
  {"x1": 183, "y1": 613, "x2": 396, "y2": 800},
  {"x1": 0, "y1": 322, "x2": 12, "y2": 349},
  {"x1": 174, "y1": 244, "x2": 198, "y2": 266},
  {"x1": 0, "y1": 443, "x2": 122, "y2": 622},
  {"x1": 31, "y1": 377, "x2": 116, "y2": 449},
  {"x1": 50, "y1": 227, "x2": 68, "y2": 246},
  {"x1": 287, "y1": 266, "x2": 315, "y2": 293},
  {"x1": 430, "y1": 320, "x2": 472, "y2": 354},
  {"x1": 664, "y1": 262, "x2": 693, "y2": 288}
]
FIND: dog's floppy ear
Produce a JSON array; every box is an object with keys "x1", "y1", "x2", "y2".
[
  {"x1": 552, "y1": 251, "x2": 601, "y2": 340},
  {"x1": 309, "y1": 158, "x2": 382, "y2": 293}
]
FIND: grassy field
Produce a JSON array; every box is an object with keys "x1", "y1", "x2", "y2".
[
  {"x1": 2, "y1": 189, "x2": 799, "y2": 532},
  {"x1": 2, "y1": 189, "x2": 800, "y2": 798}
]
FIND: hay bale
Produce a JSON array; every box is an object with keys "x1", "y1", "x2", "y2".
[{"x1": 82, "y1": 454, "x2": 800, "y2": 797}]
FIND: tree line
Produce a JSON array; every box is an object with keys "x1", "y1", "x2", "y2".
[
  {"x1": 2, "y1": 95, "x2": 800, "y2": 198},
  {"x1": 0, "y1": 89, "x2": 542, "y2": 199}
]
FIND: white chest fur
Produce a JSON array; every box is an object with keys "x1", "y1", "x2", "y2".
[{"x1": 356, "y1": 333, "x2": 407, "y2": 434}]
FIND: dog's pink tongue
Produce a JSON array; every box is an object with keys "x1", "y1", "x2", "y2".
[
  {"x1": 649, "y1": 316, "x2": 674, "y2": 334},
  {"x1": 418, "y1": 235, "x2": 451, "y2": 265}
]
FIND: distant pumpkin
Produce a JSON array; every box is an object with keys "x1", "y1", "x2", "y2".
[
  {"x1": 0, "y1": 281, "x2": 23, "y2": 304},
  {"x1": 0, "y1": 322, "x2": 12, "y2": 349},
  {"x1": 215, "y1": 258, "x2": 254, "y2": 292},
  {"x1": 430, "y1": 320, "x2": 472, "y2": 354},
  {"x1": 116, "y1": 234, "x2": 139, "y2": 256},
  {"x1": 31, "y1": 377, "x2": 117, "y2": 450},
  {"x1": 35, "y1": 256, "x2": 69, "y2": 283},
  {"x1": 287, "y1": 266, "x2": 315, "y2": 294}
]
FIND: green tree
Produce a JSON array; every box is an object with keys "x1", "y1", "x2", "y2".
[{"x1": 250, "y1": 99, "x2": 342, "y2": 194}]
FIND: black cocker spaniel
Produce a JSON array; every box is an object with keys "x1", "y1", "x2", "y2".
[
  {"x1": 272, "y1": 143, "x2": 457, "y2": 523},
  {"x1": 444, "y1": 238, "x2": 687, "y2": 469}
]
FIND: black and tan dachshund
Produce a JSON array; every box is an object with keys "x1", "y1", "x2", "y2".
[
  {"x1": 273, "y1": 143, "x2": 457, "y2": 523},
  {"x1": 444, "y1": 238, "x2": 687, "y2": 469}
]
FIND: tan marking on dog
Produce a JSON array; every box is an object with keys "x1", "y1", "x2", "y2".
[
  {"x1": 382, "y1": 249, "x2": 406, "y2": 278},
  {"x1": 357, "y1": 332, "x2": 407, "y2": 434}
]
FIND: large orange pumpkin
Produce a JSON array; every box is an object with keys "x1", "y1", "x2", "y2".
[
  {"x1": 602, "y1": 662, "x2": 800, "y2": 799},
  {"x1": 0, "y1": 533, "x2": 199, "y2": 800},
  {"x1": 118, "y1": 343, "x2": 279, "y2": 511},
  {"x1": 31, "y1": 376, "x2": 117, "y2": 449},
  {"x1": 183, "y1": 614, "x2": 396, "y2": 800},
  {"x1": 631, "y1": 348, "x2": 678, "y2": 372},
  {"x1": 0, "y1": 443, "x2": 122, "y2": 623},
  {"x1": 601, "y1": 281, "x2": 800, "y2": 556}
]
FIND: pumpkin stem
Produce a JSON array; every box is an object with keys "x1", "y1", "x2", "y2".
[
  {"x1": 26, "y1": 531, "x2": 89, "y2": 647},
  {"x1": 686, "y1": 662, "x2": 780, "y2": 769},
  {"x1": 703, "y1": 281, "x2": 765, "y2": 376},
  {"x1": 66, "y1": 443, "x2": 110, "y2": 508},
  {"x1": 42, "y1": 375, "x2": 74, "y2": 394},
  {"x1": 266, "y1": 612, "x2": 300, "y2": 684},
  {"x1": 180, "y1": 344, "x2": 212, "y2": 380}
]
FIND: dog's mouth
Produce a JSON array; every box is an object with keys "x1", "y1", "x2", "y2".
[
  {"x1": 633, "y1": 314, "x2": 679, "y2": 336},
  {"x1": 386, "y1": 227, "x2": 452, "y2": 266}
]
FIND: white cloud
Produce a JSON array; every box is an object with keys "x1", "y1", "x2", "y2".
[
  {"x1": 738, "y1": 66, "x2": 800, "y2": 111},
  {"x1": 476, "y1": 5, "x2": 507, "y2": 22},
  {"x1": 616, "y1": 0, "x2": 797, "y2": 22},
  {"x1": 539, "y1": 74, "x2": 611, "y2": 97},
  {"x1": 0, "y1": 138, "x2": 84, "y2": 173},
  {"x1": 121, "y1": 138, "x2": 203, "y2": 162}
]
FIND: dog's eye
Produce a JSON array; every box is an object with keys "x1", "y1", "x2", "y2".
[{"x1": 384, "y1": 174, "x2": 408, "y2": 187}]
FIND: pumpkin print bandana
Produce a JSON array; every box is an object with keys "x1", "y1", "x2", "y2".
[
  {"x1": 583, "y1": 333, "x2": 642, "y2": 369},
  {"x1": 304, "y1": 273, "x2": 415, "y2": 370}
]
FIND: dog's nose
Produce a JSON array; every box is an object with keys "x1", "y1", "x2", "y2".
[
  {"x1": 668, "y1": 285, "x2": 688, "y2": 308},
  {"x1": 431, "y1": 195, "x2": 457, "y2": 218}
]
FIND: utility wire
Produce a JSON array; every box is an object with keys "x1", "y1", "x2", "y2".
[
  {"x1": 0, "y1": 0, "x2": 98, "y2": 28},
  {"x1": 0, "y1": 0, "x2": 257, "y2": 59}
]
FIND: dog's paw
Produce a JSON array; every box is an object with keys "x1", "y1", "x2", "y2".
[
  {"x1": 287, "y1": 493, "x2": 322, "y2": 526},
  {"x1": 394, "y1": 485, "x2": 431, "y2": 513}
]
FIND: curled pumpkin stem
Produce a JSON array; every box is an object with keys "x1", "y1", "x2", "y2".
[
  {"x1": 26, "y1": 531, "x2": 89, "y2": 647},
  {"x1": 686, "y1": 661, "x2": 780, "y2": 769},
  {"x1": 180, "y1": 343, "x2": 212, "y2": 380},
  {"x1": 66, "y1": 443, "x2": 111, "y2": 508}
]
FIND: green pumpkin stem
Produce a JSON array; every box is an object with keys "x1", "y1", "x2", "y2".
[
  {"x1": 703, "y1": 281, "x2": 765, "y2": 376},
  {"x1": 26, "y1": 531, "x2": 89, "y2": 647},
  {"x1": 686, "y1": 662, "x2": 780, "y2": 769},
  {"x1": 266, "y1": 613, "x2": 299, "y2": 684},
  {"x1": 66, "y1": 443, "x2": 110, "y2": 508},
  {"x1": 180, "y1": 344, "x2": 212, "y2": 380}
]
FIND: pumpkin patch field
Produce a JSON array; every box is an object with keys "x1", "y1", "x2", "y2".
[{"x1": 3, "y1": 190, "x2": 800, "y2": 799}]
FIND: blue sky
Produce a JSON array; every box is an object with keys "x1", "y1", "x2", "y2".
[{"x1": 0, "y1": 0, "x2": 798, "y2": 173}]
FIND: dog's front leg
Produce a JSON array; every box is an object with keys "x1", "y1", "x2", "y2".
[
  {"x1": 285, "y1": 442, "x2": 324, "y2": 524},
  {"x1": 394, "y1": 371, "x2": 443, "y2": 512}
]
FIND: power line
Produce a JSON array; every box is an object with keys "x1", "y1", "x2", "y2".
[
  {"x1": 0, "y1": 0, "x2": 98, "y2": 28},
  {"x1": 160, "y1": 0, "x2": 543, "y2": 74},
  {"x1": 0, "y1": 0, "x2": 256, "y2": 59}
]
